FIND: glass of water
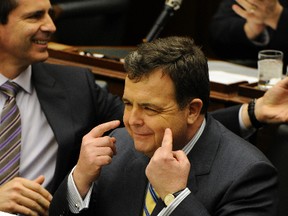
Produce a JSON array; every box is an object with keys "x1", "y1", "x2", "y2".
[{"x1": 258, "y1": 50, "x2": 283, "y2": 90}]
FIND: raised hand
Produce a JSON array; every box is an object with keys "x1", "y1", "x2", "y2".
[
  {"x1": 232, "y1": 0, "x2": 283, "y2": 39},
  {"x1": 73, "y1": 120, "x2": 120, "y2": 197},
  {"x1": 255, "y1": 77, "x2": 288, "y2": 123},
  {"x1": 145, "y1": 128, "x2": 190, "y2": 200}
]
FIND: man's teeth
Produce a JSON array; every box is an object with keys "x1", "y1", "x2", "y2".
[{"x1": 34, "y1": 40, "x2": 48, "y2": 45}]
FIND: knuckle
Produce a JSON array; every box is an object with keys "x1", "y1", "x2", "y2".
[{"x1": 5, "y1": 201, "x2": 16, "y2": 212}]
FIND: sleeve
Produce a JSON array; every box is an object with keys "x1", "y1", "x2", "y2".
[
  {"x1": 49, "y1": 175, "x2": 74, "y2": 216},
  {"x1": 157, "y1": 188, "x2": 191, "y2": 216},
  {"x1": 210, "y1": 105, "x2": 242, "y2": 135},
  {"x1": 49, "y1": 173, "x2": 95, "y2": 216},
  {"x1": 67, "y1": 168, "x2": 93, "y2": 213}
]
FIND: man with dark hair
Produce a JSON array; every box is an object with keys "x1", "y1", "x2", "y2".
[{"x1": 50, "y1": 36, "x2": 278, "y2": 216}]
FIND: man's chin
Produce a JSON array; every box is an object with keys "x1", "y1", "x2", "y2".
[
  {"x1": 32, "y1": 53, "x2": 49, "y2": 63},
  {"x1": 134, "y1": 141, "x2": 154, "y2": 157}
]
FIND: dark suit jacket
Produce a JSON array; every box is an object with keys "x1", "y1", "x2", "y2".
[
  {"x1": 211, "y1": 104, "x2": 242, "y2": 135},
  {"x1": 49, "y1": 114, "x2": 278, "y2": 216},
  {"x1": 31, "y1": 62, "x2": 124, "y2": 193},
  {"x1": 209, "y1": 0, "x2": 288, "y2": 67}
]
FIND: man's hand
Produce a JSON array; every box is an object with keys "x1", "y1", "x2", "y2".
[
  {"x1": 232, "y1": 0, "x2": 283, "y2": 39},
  {"x1": 255, "y1": 77, "x2": 288, "y2": 123},
  {"x1": 73, "y1": 120, "x2": 120, "y2": 198},
  {"x1": 145, "y1": 128, "x2": 190, "y2": 200},
  {"x1": 0, "y1": 175, "x2": 52, "y2": 216}
]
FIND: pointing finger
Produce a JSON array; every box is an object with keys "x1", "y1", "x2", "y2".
[
  {"x1": 88, "y1": 120, "x2": 120, "y2": 138},
  {"x1": 161, "y1": 128, "x2": 173, "y2": 152}
]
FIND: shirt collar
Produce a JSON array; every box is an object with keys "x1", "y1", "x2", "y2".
[
  {"x1": 0, "y1": 65, "x2": 32, "y2": 94},
  {"x1": 182, "y1": 118, "x2": 206, "y2": 155}
]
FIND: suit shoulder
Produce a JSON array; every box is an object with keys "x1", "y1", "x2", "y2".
[
  {"x1": 207, "y1": 115, "x2": 274, "y2": 167},
  {"x1": 33, "y1": 62, "x2": 91, "y2": 75}
]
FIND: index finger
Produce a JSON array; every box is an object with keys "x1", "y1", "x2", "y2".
[
  {"x1": 161, "y1": 128, "x2": 173, "y2": 152},
  {"x1": 89, "y1": 120, "x2": 121, "y2": 138}
]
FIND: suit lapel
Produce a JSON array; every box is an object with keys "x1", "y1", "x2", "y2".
[
  {"x1": 31, "y1": 63, "x2": 76, "y2": 192},
  {"x1": 124, "y1": 154, "x2": 149, "y2": 216},
  {"x1": 31, "y1": 63, "x2": 75, "y2": 147},
  {"x1": 187, "y1": 114, "x2": 221, "y2": 194}
]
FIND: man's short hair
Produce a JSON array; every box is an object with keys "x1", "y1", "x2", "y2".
[
  {"x1": 0, "y1": 0, "x2": 18, "y2": 25},
  {"x1": 124, "y1": 36, "x2": 210, "y2": 113}
]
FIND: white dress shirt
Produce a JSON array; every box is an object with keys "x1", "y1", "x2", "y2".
[{"x1": 0, "y1": 66, "x2": 58, "y2": 188}]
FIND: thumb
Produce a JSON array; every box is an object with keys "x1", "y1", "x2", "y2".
[{"x1": 33, "y1": 175, "x2": 45, "y2": 185}]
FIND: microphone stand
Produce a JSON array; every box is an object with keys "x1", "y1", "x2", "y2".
[{"x1": 144, "y1": 0, "x2": 182, "y2": 42}]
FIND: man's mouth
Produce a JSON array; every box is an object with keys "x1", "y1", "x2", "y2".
[
  {"x1": 33, "y1": 40, "x2": 49, "y2": 45},
  {"x1": 133, "y1": 132, "x2": 152, "y2": 137}
]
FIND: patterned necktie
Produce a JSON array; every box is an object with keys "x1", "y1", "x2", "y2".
[
  {"x1": 0, "y1": 81, "x2": 21, "y2": 185},
  {"x1": 143, "y1": 183, "x2": 159, "y2": 216}
]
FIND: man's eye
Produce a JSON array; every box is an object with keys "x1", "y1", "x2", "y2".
[
  {"x1": 144, "y1": 106, "x2": 158, "y2": 113},
  {"x1": 124, "y1": 102, "x2": 131, "y2": 106},
  {"x1": 29, "y1": 12, "x2": 43, "y2": 19}
]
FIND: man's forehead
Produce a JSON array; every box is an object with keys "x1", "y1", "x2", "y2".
[
  {"x1": 124, "y1": 77, "x2": 176, "y2": 104},
  {"x1": 16, "y1": 0, "x2": 51, "y2": 10}
]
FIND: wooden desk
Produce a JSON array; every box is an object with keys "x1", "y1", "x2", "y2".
[
  {"x1": 47, "y1": 43, "x2": 127, "y2": 97},
  {"x1": 46, "y1": 43, "x2": 259, "y2": 110}
]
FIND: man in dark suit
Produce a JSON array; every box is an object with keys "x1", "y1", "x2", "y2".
[
  {"x1": 0, "y1": 0, "x2": 123, "y2": 215},
  {"x1": 50, "y1": 36, "x2": 278, "y2": 216}
]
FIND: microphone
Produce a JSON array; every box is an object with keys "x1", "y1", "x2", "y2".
[{"x1": 144, "y1": 0, "x2": 182, "y2": 42}]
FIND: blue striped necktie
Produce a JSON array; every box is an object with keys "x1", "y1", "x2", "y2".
[
  {"x1": 0, "y1": 81, "x2": 21, "y2": 185},
  {"x1": 143, "y1": 183, "x2": 159, "y2": 216}
]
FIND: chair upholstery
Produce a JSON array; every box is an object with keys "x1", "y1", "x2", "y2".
[{"x1": 256, "y1": 124, "x2": 288, "y2": 216}]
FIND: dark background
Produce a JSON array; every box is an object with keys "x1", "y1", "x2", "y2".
[{"x1": 51, "y1": 0, "x2": 222, "y2": 57}]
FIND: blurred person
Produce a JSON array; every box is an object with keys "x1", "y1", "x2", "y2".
[{"x1": 209, "y1": 0, "x2": 288, "y2": 68}]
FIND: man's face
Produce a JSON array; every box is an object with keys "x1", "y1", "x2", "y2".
[
  {"x1": 0, "y1": 0, "x2": 56, "y2": 67},
  {"x1": 123, "y1": 69, "x2": 191, "y2": 158}
]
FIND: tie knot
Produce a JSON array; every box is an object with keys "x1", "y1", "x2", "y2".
[{"x1": 0, "y1": 81, "x2": 20, "y2": 98}]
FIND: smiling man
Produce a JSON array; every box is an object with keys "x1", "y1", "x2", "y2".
[
  {"x1": 50, "y1": 36, "x2": 278, "y2": 216},
  {"x1": 0, "y1": 0, "x2": 123, "y2": 215}
]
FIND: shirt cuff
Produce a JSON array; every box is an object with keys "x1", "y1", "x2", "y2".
[
  {"x1": 250, "y1": 28, "x2": 270, "y2": 46},
  {"x1": 157, "y1": 188, "x2": 191, "y2": 216},
  {"x1": 67, "y1": 166, "x2": 93, "y2": 213}
]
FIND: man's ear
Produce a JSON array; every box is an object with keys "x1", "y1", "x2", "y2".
[{"x1": 187, "y1": 98, "x2": 203, "y2": 124}]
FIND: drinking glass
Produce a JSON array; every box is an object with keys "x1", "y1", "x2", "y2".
[{"x1": 258, "y1": 50, "x2": 283, "y2": 90}]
